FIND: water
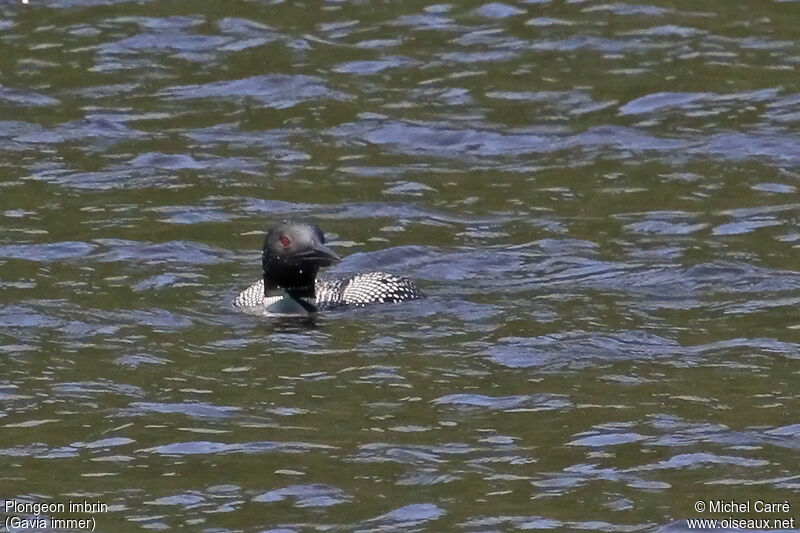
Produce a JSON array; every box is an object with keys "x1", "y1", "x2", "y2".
[{"x1": 1, "y1": 1, "x2": 800, "y2": 531}]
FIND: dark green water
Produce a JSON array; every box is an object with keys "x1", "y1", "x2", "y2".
[{"x1": 1, "y1": 0, "x2": 799, "y2": 531}]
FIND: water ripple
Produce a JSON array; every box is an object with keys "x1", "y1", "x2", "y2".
[
  {"x1": 143, "y1": 440, "x2": 335, "y2": 456},
  {"x1": 0, "y1": 84, "x2": 59, "y2": 107},
  {"x1": 362, "y1": 503, "x2": 446, "y2": 531},
  {"x1": 0, "y1": 241, "x2": 95, "y2": 261},
  {"x1": 161, "y1": 75, "x2": 351, "y2": 109},
  {"x1": 435, "y1": 393, "x2": 571, "y2": 411},
  {"x1": 123, "y1": 402, "x2": 239, "y2": 419},
  {"x1": 93, "y1": 239, "x2": 229, "y2": 265},
  {"x1": 252, "y1": 484, "x2": 351, "y2": 508},
  {"x1": 490, "y1": 330, "x2": 680, "y2": 370}
]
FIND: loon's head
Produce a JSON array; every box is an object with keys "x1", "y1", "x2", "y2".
[{"x1": 261, "y1": 221, "x2": 340, "y2": 298}]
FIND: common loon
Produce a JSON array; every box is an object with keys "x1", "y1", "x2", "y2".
[{"x1": 233, "y1": 221, "x2": 423, "y2": 315}]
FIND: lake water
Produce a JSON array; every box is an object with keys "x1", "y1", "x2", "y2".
[{"x1": 1, "y1": 1, "x2": 799, "y2": 531}]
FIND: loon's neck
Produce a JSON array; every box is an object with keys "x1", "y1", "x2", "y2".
[{"x1": 262, "y1": 261, "x2": 320, "y2": 314}]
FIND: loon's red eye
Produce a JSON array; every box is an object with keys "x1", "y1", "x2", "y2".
[{"x1": 280, "y1": 235, "x2": 291, "y2": 247}]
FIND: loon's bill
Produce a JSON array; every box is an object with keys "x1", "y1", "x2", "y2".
[{"x1": 234, "y1": 221, "x2": 423, "y2": 315}]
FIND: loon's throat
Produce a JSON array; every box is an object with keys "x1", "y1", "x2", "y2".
[
  {"x1": 262, "y1": 263, "x2": 318, "y2": 314},
  {"x1": 262, "y1": 259, "x2": 319, "y2": 300}
]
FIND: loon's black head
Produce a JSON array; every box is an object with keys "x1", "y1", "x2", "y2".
[{"x1": 261, "y1": 221, "x2": 340, "y2": 298}]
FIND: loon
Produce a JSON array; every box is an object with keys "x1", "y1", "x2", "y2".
[{"x1": 233, "y1": 221, "x2": 423, "y2": 315}]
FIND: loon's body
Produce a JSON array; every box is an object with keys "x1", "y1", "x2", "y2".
[{"x1": 234, "y1": 221, "x2": 422, "y2": 315}]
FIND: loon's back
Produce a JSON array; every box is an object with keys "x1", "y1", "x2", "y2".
[{"x1": 234, "y1": 272, "x2": 423, "y2": 311}]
